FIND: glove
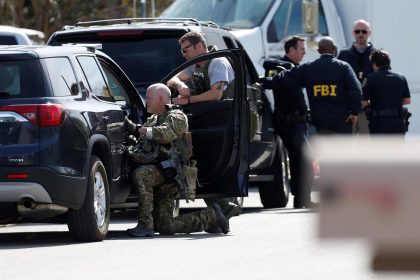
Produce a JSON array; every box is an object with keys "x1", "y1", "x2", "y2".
[{"x1": 124, "y1": 116, "x2": 137, "y2": 133}]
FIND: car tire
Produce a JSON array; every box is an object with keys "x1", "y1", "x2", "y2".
[
  {"x1": 67, "y1": 156, "x2": 110, "y2": 242},
  {"x1": 258, "y1": 137, "x2": 290, "y2": 208}
]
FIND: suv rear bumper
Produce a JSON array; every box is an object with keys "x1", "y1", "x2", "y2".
[
  {"x1": 0, "y1": 182, "x2": 52, "y2": 203},
  {"x1": 0, "y1": 166, "x2": 87, "y2": 209}
]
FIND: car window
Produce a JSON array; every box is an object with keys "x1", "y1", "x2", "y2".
[
  {"x1": 51, "y1": 35, "x2": 185, "y2": 86},
  {"x1": 0, "y1": 35, "x2": 18, "y2": 45},
  {"x1": 101, "y1": 63, "x2": 129, "y2": 104},
  {"x1": 101, "y1": 38, "x2": 184, "y2": 84},
  {"x1": 0, "y1": 60, "x2": 44, "y2": 98},
  {"x1": 77, "y1": 56, "x2": 113, "y2": 101},
  {"x1": 44, "y1": 57, "x2": 78, "y2": 96},
  {"x1": 267, "y1": 0, "x2": 328, "y2": 42}
]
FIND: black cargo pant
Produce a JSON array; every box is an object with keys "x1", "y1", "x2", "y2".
[{"x1": 369, "y1": 117, "x2": 405, "y2": 134}]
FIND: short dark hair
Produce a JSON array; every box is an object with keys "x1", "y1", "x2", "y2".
[
  {"x1": 284, "y1": 35, "x2": 305, "y2": 53},
  {"x1": 179, "y1": 31, "x2": 207, "y2": 49},
  {"x1": 370, "y1": 49, "x2": 391, "y2": 67}
]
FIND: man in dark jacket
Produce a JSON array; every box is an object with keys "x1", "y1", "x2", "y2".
[
  {"x1": 270, "y1": 35, "x2": 315, "y2": 208},
  {"x1": 338, "y1": 19, "x2": 375, "y2": 133},
  {"x1": 271, "y1": 36, "x2": 362, "y2": 134},
  {"x1": 362, "y1": 49, "x2": 411, "y2": 134}
]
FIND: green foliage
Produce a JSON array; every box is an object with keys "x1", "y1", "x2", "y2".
[{"x1": 0, "y1": 0, "x2": 175, "y2": 39}]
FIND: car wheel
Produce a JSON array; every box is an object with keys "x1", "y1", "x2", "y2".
[
  {"x1": 258, "y1": 137, "x2": 291, "y2": 208},
  {"x1": 67, "y1": 156, "x2": 110, "y2": 242}
]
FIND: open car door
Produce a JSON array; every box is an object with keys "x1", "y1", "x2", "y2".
[{"x1": 161, "y1": 49, "x2": 249, "y2": 198}]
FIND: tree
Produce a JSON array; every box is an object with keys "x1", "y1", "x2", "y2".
[{"x1": 0, "y1": 0, "x2": 174, "y2": 39}]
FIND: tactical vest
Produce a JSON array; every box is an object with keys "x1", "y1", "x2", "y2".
[{"x1": 190, "y1": 46, "x2": 234, "y2": 99}]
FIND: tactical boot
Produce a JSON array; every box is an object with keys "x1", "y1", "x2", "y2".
[
  {"x1": 127, "y1": 224, "x2": 154, "y2": 237},
  {"x1": 211, "y1": 203, "x2": 229, "y2": 234},
  {"x1": 205, "y1": 226, "x2": 223, "y2": 234},
  {"x1": 225, "y1": 202, "x2": 241, "y2": 219}
]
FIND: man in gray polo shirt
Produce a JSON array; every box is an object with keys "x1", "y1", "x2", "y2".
[{"x1": 167, "y1": 31, "x2": 239, "y2": 233}]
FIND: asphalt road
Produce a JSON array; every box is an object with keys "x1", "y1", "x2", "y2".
[{"x1": 0, "y1": 188, "x2": 419, "y2": 280}]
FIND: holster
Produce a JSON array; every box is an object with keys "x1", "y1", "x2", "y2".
[{"x1": 157, "y1": 160, "x2": 176, "y2": 182}]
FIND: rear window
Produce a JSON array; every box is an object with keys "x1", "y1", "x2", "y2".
[
  {"x1": 51, "y1": 35, "x2": 185, "y2": 85},
  {"x1": 0, "y1": 59, "x2": 44, "y2": 98},
  {"x1": 0, "y1": 35, "x2": 18, "y2": 45}
]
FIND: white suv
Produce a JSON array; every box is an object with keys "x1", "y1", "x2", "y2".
[{"x1": 0, "y1": 25, "x2": 45, "y2": 45}]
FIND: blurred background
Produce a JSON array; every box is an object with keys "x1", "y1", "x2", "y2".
[{"x1": 0, "y1": 0, "x2": 173, "y2": 39}]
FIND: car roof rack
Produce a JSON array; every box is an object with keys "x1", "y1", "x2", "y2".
[
  {"x1": 62, "y1": 43, "x2": 102, "y2": 52},
  {"x1": 63, "y1": 18, "x2": 219, "y2": 30}
]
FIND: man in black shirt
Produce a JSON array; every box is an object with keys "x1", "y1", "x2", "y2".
[{"x1": 362, "y1": 49, "x2": 411, "y2": 134}]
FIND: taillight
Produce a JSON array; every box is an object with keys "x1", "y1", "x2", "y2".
[
  {"x1": 0, "y1": 104, "x2": 64, "y2": 127},
  {"x1": 7, "y1": 173, "x2": 29, "y2": 179}
]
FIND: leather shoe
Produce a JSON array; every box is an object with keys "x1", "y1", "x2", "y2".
[
  {"x1": 211, "y1": 203, "x2": 229, "y2": 234},
  {"x1": 293, "y1": 197, "x2": 305, "y2": 209},
  {"x1": 294, "y1": 197, "x2": 319, "y2": 209},
  {"x1": 304, "y1": 201, "x2": 319, "y2": 208},
  {"x1": 127, "y1": 224, "x2": 154, "y2": 237}
]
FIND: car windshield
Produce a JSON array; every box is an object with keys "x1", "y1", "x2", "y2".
[{"x1": 161, "y1": 0, "x2": 275, "y2": 29}]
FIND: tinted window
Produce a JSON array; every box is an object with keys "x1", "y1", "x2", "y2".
[
  {"x1": 77, "y1": 56, "x2": 112, "y2": 101},
  {"x1": 44, "y1": 57, "x2": 78, "y2": 96},
  {"x1": 0, "y1": 59, "x2": 44, "y2": 98},
  {"x1": 52, "y1": 35, "x2": 185, "y2": 85},
  {"x1": 267, "y1": 0, "x2": 328, "y2": 42},
  {"x1": 101, "y1": 38, "x2": 184, "y2": 84},
  {"x1": 0, "y1": 35, "x2": 18, "y2": 45}
]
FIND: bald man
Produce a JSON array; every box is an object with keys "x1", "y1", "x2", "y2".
[
  {"x1": 338, "y1": 19, "x2": 376, "y2": 134},
  {"x1": 269, "y1": 36, "x2": 362, "y2": 134},
  {"x1": 126, "y1": 83, "x2": 229, "y2": 237}
]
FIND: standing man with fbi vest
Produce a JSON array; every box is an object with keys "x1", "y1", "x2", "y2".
[{"x1": 272, "y1": 36, "x2": 362, "y2": 134}]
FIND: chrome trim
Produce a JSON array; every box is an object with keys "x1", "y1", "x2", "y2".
[{"x1": 0, "y1": 182, "x2": 52, "y2": 203}]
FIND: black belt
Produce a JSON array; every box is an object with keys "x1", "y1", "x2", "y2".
[
  {"x1": 277, "y1": 112, "x2": 308, "y2": 122},
  {"x1": 371, "y1": 109, "x2": 402, "y2": 117}
]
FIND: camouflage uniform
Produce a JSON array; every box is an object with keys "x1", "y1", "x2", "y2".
[{"x1": 133, "y1": 106, "x2": 219, "y2": 234}]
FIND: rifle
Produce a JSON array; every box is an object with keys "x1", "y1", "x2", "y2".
[{"x1": 160, "y1": 143, "x2": 190, "y2": 203}]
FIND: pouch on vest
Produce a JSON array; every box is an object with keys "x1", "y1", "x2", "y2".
[
  {"x1": 180, "y1": 162, "x2": 198, "y2": 202},
  {"x1": 174, "y1": 160, "x2": 197, "y2": 201}
]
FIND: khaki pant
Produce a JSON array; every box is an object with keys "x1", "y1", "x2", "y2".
[{"x1": 353, "y1": 111, "x2": 370, "y2": 134}]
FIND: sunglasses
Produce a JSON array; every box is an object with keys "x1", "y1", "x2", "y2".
[
  {"x1": 354, "y1": 29, "x2": 368, "y2": 35},
  {"x1": 180, "y1": 42, "x2": 197, "y2": 54}
]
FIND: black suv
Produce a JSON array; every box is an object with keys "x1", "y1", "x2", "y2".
[
  {"x1": 0, "y1": 45, "x2": 145, "y2": 241},
  {"x1": 0, "y1": 41, "x2": 250, "y2": 241},
  {"x1": 48, "y1": 18, "x2": 291, "y2": 209}
]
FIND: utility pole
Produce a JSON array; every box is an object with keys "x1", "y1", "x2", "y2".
[{"x1": 140, "y1": 0, "x2": 146, "y2": 17}]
